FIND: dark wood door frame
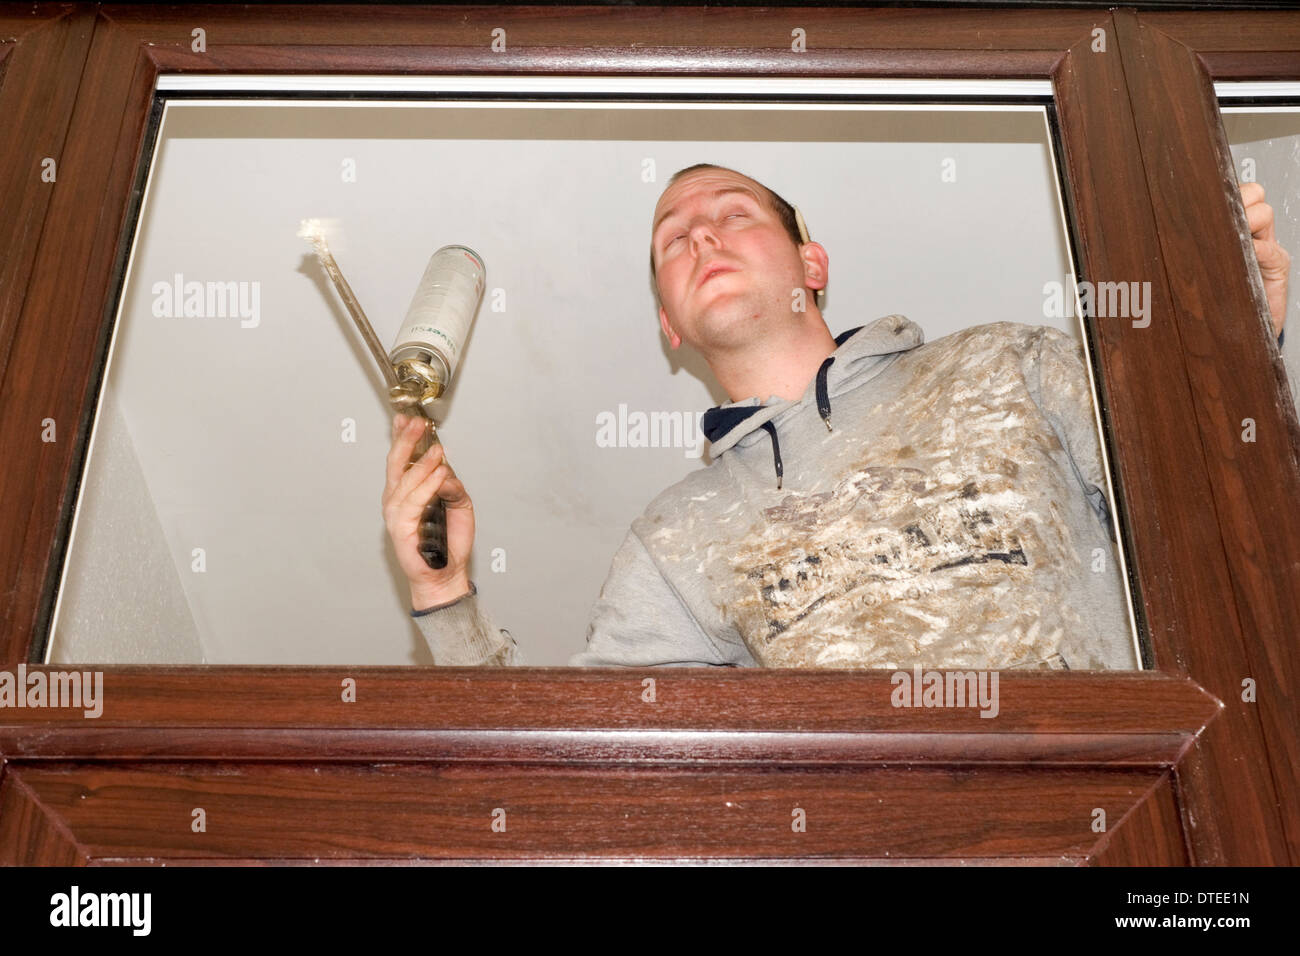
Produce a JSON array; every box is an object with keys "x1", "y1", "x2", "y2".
[{"x1": 0, "y1": 3, "x2": 1296, "y2": 864}]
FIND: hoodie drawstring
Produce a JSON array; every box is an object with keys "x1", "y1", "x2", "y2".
[
  {"x1": 815, "y1": 355, "x2": 835, "y2": 432},
  {"x1": 760, "y1": 355, "x2": 836, "y2": 491},
  {"x1": 701, "y1": 328, "x2": 862, "y2": 491},
  {"x1": 760, "y1": 421, "x2": 783, "y2": 490}
]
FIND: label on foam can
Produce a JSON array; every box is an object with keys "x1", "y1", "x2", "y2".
[{"x1": 391, "y1": 245, "x2": 485, "y2": 381}]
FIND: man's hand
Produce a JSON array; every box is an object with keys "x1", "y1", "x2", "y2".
[
  {"x1": 382, "y1": 413, "x2": 476, "y2": 609},
  {"x1": 1240, "y1": 182, "x2": 1290, "y2": 339}
]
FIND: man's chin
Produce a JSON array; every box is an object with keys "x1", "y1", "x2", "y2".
[{"x1": 692, "y1": 306, "x2": 769, "y2": 351}]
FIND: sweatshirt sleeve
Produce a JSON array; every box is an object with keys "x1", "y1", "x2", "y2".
[
  {"x1": 408, "y1": 529, "x2": 746, "y2": 667},
  {"x1": 1023, "y1": 327, "x2": 1117, "y2": 539},
  {"x1": 410, "y1": 582, "x2": 522, "y2": 666},
  {"x1": 568, "y1": 527, "x2": 749, "y2": 667}
]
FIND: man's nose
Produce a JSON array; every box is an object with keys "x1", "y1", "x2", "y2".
[{"x1": 687, "y1": 221, "x2": 721, "y2": 252}]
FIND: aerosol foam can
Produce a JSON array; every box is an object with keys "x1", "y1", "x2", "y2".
[
  {"x1": 389, "y1": 245, "x2": 486, "y2": 395},
  {"x1": 386, "y1": 244, "x2": 485, "y2": 571}
]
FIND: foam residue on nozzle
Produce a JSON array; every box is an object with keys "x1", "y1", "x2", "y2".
[{"x1": 297, "y1": 217, "x2": 343, "y2": 254}]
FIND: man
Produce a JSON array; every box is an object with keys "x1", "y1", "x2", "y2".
[{"x1": 383, "y1": 164, "x2": 1289, "y2": 668}]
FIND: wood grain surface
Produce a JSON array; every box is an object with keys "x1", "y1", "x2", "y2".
[{"x1": 0, "y1": 3, "x2": 1296, "y2": 864}]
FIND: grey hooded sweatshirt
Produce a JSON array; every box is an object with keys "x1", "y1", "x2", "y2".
[{"x1": 411, "y1": 315, "x2": 1140, "y2": 670}]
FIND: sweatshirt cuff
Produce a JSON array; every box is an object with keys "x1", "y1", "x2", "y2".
[
  {"x1": 411, "y1": 581, "x2": 477, "y2": 617},
  {"x1": 409, "y1": 584, "x2": 517, "y2": 666}
]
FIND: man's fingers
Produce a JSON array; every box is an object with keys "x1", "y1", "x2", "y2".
[
  {"x1": 1245, "y1": 194, "x2": 1276, "y2": 242},
  {"x1": 410, "y1": 467, "x2": 470, "y2": 511},
  {"x1": 1240, "y1": 182, "x2": 1279, "y2": 245},
  {"x1": 384, "y1": 442, "x2": 453, "y2": 516},
  {"x1": 385, "y1": 415, "x2": 427, "y2": 492},
  {"x1": 396, "y1": 440, "x2": 449, "y2": 502},
  {"x1": 438, "y1": 474, "x2": 470, "y2": 509},
  {"x1": 1240, "y1": 181, "x2": 1265, "y2": 206},
  {"x1": 1254, "y1": 236, "x2": 1291, "y2": 278}
]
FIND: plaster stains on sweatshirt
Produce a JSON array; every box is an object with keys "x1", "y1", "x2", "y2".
[{"x1": 724, "y1": 324, "x2": 1092, "y2": 670}]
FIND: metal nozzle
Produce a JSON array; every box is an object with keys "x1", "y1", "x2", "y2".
[{"x1": 298, "y1": 217, "x2": 401, "y2": 393}]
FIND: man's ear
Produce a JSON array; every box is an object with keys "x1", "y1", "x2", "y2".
[
  {"x1": 659, "y1": 306, "x2": 682, "y2": 349},
  {"x1": 800, "y1": 241, "x2": 829, "y2": 294}
]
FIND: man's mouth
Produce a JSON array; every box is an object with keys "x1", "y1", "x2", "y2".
[{"x1": 697, "y1": 263, "x2": 737, "y2": 289}]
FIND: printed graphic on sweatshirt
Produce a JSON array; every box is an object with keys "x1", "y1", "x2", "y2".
[{"x1": 721, "y1": 324, "x2": 1111, "y2": 670}]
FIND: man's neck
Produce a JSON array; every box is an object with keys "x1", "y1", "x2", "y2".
[{"x1": 710, "y1": 316, "x2": 839, "y2": 404}]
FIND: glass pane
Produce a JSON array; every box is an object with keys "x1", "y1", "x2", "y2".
[
  {"x1": 44, "y1": 79, "x2": 1142, "y2": 671},
  {"x1": 1220, "y1": 96, "x2": 1300, "y2": 415}
]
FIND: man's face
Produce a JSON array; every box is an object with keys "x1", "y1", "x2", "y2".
[{"x1": 651, "y1": 169, "x2": 825, "y2": 353}]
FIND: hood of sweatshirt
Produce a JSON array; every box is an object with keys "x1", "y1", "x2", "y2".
[{"x1": 700, "y1": 314, "x2": 925, "y2": 488}]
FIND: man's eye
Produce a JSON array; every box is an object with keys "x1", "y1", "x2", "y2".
[{"x1": 663, "y1": 213, "x2": 742, "y2": 250}]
